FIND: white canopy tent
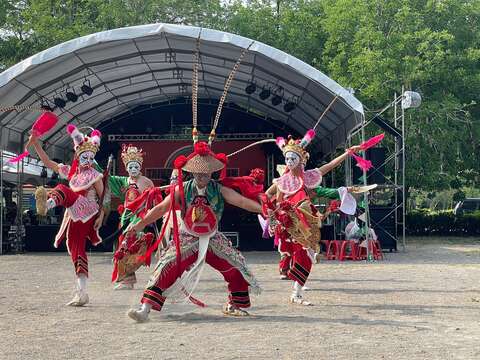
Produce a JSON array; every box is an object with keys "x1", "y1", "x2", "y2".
[{"x1": 0, "y1": 23, "x2": 363, "y2": 159}]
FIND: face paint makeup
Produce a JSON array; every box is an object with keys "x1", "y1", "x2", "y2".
[
  {"x1": 285, "y1": 151, "x2": 301, "y2": 170},
  {"x1": 78, "y1": 151, "x2": 95, "y2": 168},
  {"x1": 126, "y1": 161, "x2": 141, "y2": 177}
]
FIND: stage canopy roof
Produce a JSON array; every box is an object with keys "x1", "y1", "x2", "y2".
[{"x1": 0, "y1": 23, "x2": 364, "y2": 159}]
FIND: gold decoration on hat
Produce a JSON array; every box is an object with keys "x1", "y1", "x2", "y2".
[
  {"x1": 75, "y1": 139, "x2": 99, "y2": 156},
  {"x1": 281, "y1": 136, "x2": 310, "y2": 164},
  {"x1": 121, "y1": 144, "x2": 144, "y2": 167},
  {"x1": 182, "y1": 153, "x2": 224, "y2": 174}
]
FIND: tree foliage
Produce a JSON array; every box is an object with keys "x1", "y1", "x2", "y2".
[{"x1": 0, "y1": 0, "x2": 479, "y2": 190}]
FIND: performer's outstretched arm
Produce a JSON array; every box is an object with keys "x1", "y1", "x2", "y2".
[
  {"x1": 221, "y1": 186, "x2": 263, "y2": 213},
  {"x1": 318, "y1": 145, "x2": 362, "y2": 175},
  {"x1": 129, "y1": 187, "x2": 176, "y2": 232},
  {"x1": 26, "y1": 133, "x2": 60, "y2": 172}
]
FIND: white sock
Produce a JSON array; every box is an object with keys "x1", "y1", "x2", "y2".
[
  {"x1": 46, "y1": 198, "x2": 56, "y2": 210},
  {"x1": 140, "y1": 302, "x2": 152, "y2": 314},
  {"x1": 76, "y1": 274, "x2": 87, "y2": 292},
  {"x1": 292, "y1": 281, "x2": 302, "y2": 297}
]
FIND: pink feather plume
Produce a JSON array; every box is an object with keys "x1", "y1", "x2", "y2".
[
  {"x1": 305, "y1": 129, "x2": 315, "y2": 141},
  {"x1": 31, "y1": 112, "x2": 58, "y2": 137},
  {"x1": 350, "y1": 152, "x2": 373, "y2": 172},
  {"x1": 9, "y1": 112, "x2": 58, "y2": 164},
  {"x1": 360, "y1": 133, "x2": 384, "y2": 151},
  {"x1": 66, "y1": 124, "x2": 77, "y2": 134}
]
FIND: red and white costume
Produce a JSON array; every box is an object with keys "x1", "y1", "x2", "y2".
[
  {"x1": 274, "y1": 168, "x2": 323, "y2": 286},
  {"x1": 47, "y1": 126, "x2": 103, "y2": 278},
  {"x1": 50, "y1": 166, "x2": 103, "y2": 276}
]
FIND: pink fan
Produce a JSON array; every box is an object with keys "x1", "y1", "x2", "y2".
[{"x1": 9, "y1": 112, "x2": 59, "y2": 163}]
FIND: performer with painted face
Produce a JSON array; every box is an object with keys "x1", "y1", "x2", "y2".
[
  {"x1": 265, "y1": 130, "x2": 362, "y2": 305},
  {"x1": 108, "y1": 144, "x2": 154, "y2": 289},
  {"x1": 27, "y1": 125, "x2": 105, "y2": 306},
  {"x1": 125, "y1": 140, "x2": 263, "y2": 322},
  {"x1": 124, "y1": 35, "x2": 264, "y2": 322}
]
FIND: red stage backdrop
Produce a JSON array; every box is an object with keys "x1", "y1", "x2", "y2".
[{"x1": 116, "y1": 140, "x2": 267, "y2": 186}]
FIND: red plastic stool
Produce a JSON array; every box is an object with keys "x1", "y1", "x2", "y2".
[
  {"x1": 326, "y1": 240, "x2": 342, "y2": 260},
  {"x1": 373, "y1": 240, "x2": 384, "y2": 260},
  {"x1": 320, "y1": 240, "x2": 331, "y2": 254},
  {"x1": 339, "y1": 240, "x2": 359, "y2": 261},
  {"x1": 357, "y1": 240, "x2": 383, "y2": 260}
]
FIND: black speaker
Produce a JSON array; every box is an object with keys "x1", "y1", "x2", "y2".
[
  {"x1": 369, "y1": 206, "x2": 397, "y2": 251},
  {"x1": 353, "y1": 147, "x2": 386, "y2": 184}
]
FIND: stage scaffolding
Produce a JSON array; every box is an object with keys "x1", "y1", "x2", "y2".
[{"x1": 345, "y1": 87, "x2": 420, "y2": 252}]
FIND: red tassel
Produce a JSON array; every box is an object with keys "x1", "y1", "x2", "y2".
[
  {"x1": 219, "y1": 166, "x2": 226, "y2": 180},
  {"x1": 111, "y1": 263, "x2": 118, "y2": 282},
  {"x1": 68, "y1": 158, "x2": 78, "y2": 180},
  {"x1": 139, "y1": 208, "x2": 171, "y2": 263},
  {"x1": 170, "y1": 183, "x2": 182, "y2": 278},
  {"x1": 188, "y1": 295, "x2": 207, "y2": 308}
]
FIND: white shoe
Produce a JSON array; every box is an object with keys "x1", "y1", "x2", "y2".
[
  {"x1": 114, "y1": 282, "x2": 134, "y2": 290},
  {"x1": 127, "y1": 307, "x2": 149, "y2": 323},
  {"x1": 290, "y1": 295, "x2": 313, "y2": 306},
  {"x1": 279, "y1": 274, "x2": 289, "y2": 280},
  {"x1": 222, "y1": 303, "x2": 250, "y2": 317},
  {"x1": 302, "y1": 285, "x2": 311, "y2": 291},
  {"x1": 66, "y1": 291, "x2": 89, "y2": 307}
]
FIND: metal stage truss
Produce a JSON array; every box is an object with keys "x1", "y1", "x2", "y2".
[{"x1": 346, "y1": 87, "x2": 420, "y2": 252}]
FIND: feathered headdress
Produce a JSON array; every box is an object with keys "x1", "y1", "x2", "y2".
[
  {"x1": 66, "y1": 124, "x2": 101, "y2": 157},
  {"x1": 275, "y1": 129, "x2": 315, "y2": 164}
]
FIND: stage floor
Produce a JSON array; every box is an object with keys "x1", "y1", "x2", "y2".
[{"x1": 1, "y1": 238, "x2": 479, "y2": 360}]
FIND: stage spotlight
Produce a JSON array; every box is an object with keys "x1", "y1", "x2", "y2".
[
  {"x1": 66, "y1": 89, "x2": 78, "y2": 102},
  {"x1": 41, "y1": 104, "x2": 54, "y2": 111},
  {"x1": 402, "y1": 90, "x2": 422, "y2": 109},
  {"x1": 283, "y1": 101, "x2": 296, "y2": 112},
  {"x1": 259, "y1": 88, "x2": 271, "y2": 100},
  {"x1": 40, "y1": 98, "x2": 54, "y2": 111},
  {"x1": 81, "y1": 80, "x2": 94, "y2": 96},
  {"x1": 53, "y1": 96, "x2": 66, "y2": 108},
  {"x1": 245, "y1": 83, "x2": 256, "y2": 94},
  {"x1": 271, "y1": 94, "x2": 282, "y2": 106}
]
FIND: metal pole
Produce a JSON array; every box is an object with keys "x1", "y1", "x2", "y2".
[
  {"x1": 401, "y1": 85, "x2": 406, "y2": 250},
  {"x1": 0, "y1": 150, "x2": 3, "y2": 255},
  {"x1": 360, "y1": 117, "x2": 373, "y2": 262},
  {"x1": 394, "y1": 92, "x2": 399, "y2": 250}
]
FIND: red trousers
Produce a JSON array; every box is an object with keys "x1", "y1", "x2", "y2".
[
  {"x1": 278, "y1": 240, "x2": 312, "y2": 286},
  {"x1": 50, "y1": 184, "x2": 101, "y2": 277},
  {"x1": 142, "y1": 249, "x2": 251, "y2": 311}
]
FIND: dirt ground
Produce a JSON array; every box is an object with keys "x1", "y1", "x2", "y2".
[{"x1": 1, "y1": 237, "x2": 479, "y2": 360}]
